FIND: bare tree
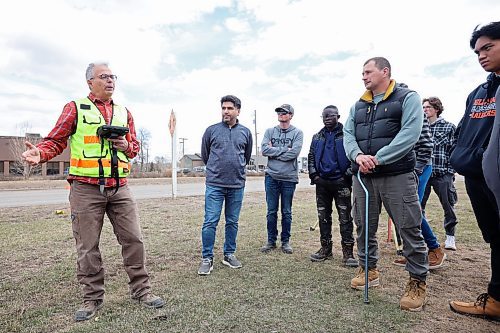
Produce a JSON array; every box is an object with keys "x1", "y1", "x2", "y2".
[
  {"x1": 9, "y1": 122, "x2": 42, "y2": 179},
  {"x1": 137, "y1": 127, "x2": 151, "y2": 172},
  {"x1": 153, "y1": 155, "x2": 169, "y2": 174}
]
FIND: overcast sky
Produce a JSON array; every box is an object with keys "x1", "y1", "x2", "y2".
[{"x1": 1, "y1": 0, "x2": 499, "y2": 160}]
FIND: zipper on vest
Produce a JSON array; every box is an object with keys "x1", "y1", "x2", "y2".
[{"x1": 366, "y1": 102, "x2": 377, "y2": 155}]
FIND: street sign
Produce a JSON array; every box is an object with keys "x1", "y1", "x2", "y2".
[{"x1": 168, "y1": 109, "x2": 176, "y2": 137}]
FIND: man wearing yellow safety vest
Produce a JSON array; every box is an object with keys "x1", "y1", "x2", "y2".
[{"x1": 22, "y1": 62, "x2": 165, "y2": 321}]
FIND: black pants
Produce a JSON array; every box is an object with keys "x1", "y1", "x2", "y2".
[
  {"x1": 315, "y1": 177, "x2": 354, "y2": 245},
  {"x1": 422, "y1": 173, "x2": 458, "y2": 236},
  {"x1": 465, "y1": 176, "x2": 500, "y2": 300}
]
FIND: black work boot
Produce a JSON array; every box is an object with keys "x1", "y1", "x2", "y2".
[
  {"x1": 342, "y1": 243, "x2": 359, "y2": 267},
  {"x1": 260, "y1": 242, "x2": 277, "y2": 253},
  {"x1": 310, "y1": 240, "x2": 333, "y2": 262}
]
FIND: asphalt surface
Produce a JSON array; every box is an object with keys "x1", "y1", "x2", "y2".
[{"x1": 0, "y1": 177, "x2": 312, "y2": 208}]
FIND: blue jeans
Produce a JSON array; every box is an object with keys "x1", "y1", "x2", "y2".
[
  {"x1": 201, "y1": 185, "x2": 244, "y2": 259},
  {"x1": 419, "y1": 165, "x2": 440, "y2": 250},
  {"x1": 265, "y1": 174, "x2": 297, "y2": 244}
]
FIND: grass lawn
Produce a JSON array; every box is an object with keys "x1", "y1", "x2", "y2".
[{"x1": 0, "y1": 180, "x2": 498, "y2": 332}]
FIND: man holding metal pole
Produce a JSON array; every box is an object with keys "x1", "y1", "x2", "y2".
[{"x1": 343, "y1": 57, "x2": 429, "y2": 311}]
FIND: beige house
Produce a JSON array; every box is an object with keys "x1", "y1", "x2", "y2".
[{"x1": 179, "y1": 154, "x2": 204, "y2": 170}]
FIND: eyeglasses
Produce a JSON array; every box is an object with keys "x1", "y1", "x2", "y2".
[
  {"x1": 91, "y1": 74, "x2": 118, "y2": 81},
  {"x1": 277, "y1": 111, "x2": 291, "y2": 115},
  {"x1": 422, "y1": 106, "x2": 434, "y2": 109}
]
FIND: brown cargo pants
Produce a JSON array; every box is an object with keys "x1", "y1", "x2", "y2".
[{"x1": 69, "y1": 181, "x2": 151, "y2": 301}]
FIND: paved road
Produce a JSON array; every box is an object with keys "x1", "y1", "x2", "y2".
[{"x1": 0, "y1": 177, "x2": 312, "y2": 208}]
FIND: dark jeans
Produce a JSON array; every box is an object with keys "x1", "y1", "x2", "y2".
[
  {"x1": 464, "y1": 176, "x2": 500, "y2": 300},
  {"x1": 265, "y1": 174, "x2": 297, "y2": 244},
  {"x1": 315, "y1": 177, "x2": 354, "y2": 245},
  {"x1": 422, "y1": 173, "x2": 458, "y2": 236}
]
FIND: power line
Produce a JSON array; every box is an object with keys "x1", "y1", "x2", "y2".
[{"x1": 254, "y1": 110, "x2": 259, "y2": 156}]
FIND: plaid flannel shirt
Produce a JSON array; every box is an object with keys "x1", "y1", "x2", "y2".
[
  {"x1": 429, "y1": 117, "x2": 456, "y2": 176},
  {"x1": 414, "y1": 117, "x2": 433, "y2": 174}
]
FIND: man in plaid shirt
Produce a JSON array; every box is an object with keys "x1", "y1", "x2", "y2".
[
  {"x1": 22, "y1": 62, "x2": 165, "y2": 321},
  {"x1": 421, "y1": 96, "x2": 458, "y2": 251}
]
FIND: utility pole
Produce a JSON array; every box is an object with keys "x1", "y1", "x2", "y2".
[
  {"x1": 254, "y1": 110, "x2": 259, "y2": 157},
  {"x1": 179, "y1": 137, "x2": 188, "y2": 157}
]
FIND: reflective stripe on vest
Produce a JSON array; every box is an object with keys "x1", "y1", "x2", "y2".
[
  {"x1": 69, "y1": 97, "x2": 130, "y2": 178},
  {"x1": 70, "y1": 158, "x2": 131, "y2": 169}
]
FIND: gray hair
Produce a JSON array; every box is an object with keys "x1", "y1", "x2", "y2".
[{"x1": 85, "y1": 62, "x2": 109, "y2": 81}]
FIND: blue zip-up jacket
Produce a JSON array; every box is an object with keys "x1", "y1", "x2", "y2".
[
  {"x1": 201, "y1": 121, "x2": 253, "y2": 188},
  {"x1": 451, "y1": 73, "x2": 499, "y2": 178},
  {"x1": 307, "y1": 123, "x2": 350, "y2": 182}
]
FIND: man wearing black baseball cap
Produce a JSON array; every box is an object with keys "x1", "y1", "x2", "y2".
[{"x1": 260, "y1": 103, "x2": 303, "y2": 254}]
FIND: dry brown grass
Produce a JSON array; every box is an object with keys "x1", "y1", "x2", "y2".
[{"x1": 0, "y1": 180, "x2": 498, "y2": 332}]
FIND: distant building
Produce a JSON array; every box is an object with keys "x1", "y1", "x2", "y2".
[
  {"x1": 249, "y1": 155, "x2": 267, "y2": 172},
  {"x1": 297, "y1": 156, "x2": 308, "y2": 172},
  {"x1": 179, "y1": 153, "x2": 204, "y2": 170},
  {"x1": 0, "y1": 135, "x2": 70, "y2": 176}
]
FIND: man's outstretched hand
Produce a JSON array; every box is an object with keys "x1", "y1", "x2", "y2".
[{"x1": 22, "y1": 141, "x2": 41, "y2": 166}]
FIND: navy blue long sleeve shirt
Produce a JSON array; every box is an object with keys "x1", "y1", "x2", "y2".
[{"x1": 201, "y1": 121, "x2": 253, "y2": 188}]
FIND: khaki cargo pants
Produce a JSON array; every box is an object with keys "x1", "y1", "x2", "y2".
[
  {"x1": 353, "y1": 172, "x2": 429, "y2": 280},
  {"x1": 69, "y1": 181, "x2": 151, "y2": 301}
]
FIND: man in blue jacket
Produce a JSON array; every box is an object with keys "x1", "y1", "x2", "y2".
[
  {"x1": 198, "y1": 95, "x2": 253, "y2": 275},
  {"x1": 449, "y1": 21, "x2": 500, "y2": 320},
  {"x1": 307, "y1": 105, "x2": 357, "y2": 267},
  {"x1": 260, "y1": 104, "x2": 303, "y2": 254}
]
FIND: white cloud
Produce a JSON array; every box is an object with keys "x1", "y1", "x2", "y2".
[
  {"x1": 225, "y1": 17, "x2": 250, "y2": 33},
  {"x1": 1, "y1": 0, "x2": 499, "y2": 160}
]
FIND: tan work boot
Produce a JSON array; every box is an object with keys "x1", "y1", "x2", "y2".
[
  {"x1": 449, "y1": 293, "x2": 500, "y2": 321},
  {"x1": 350, "y1": 267, "x2": 380, "y2": 290},
  {"x1": 393, "y1": 255, "x2": 407, "y2": 267},
  {"x1": 74, "y1": 299, "x2": 104, "y2": 321},
  {"x1": 400, "y1": 278, "x2": 427, "y2": 311},
  {"x1": 134, "y1": 292, "x2": 166, "y2": 309},
  {"x1": 428, "y1": 246, "x2": 447, "y2": 270}
]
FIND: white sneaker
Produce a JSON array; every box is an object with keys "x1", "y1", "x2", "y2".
[{"x1": 445, "y1": 235, "x2": 456, "y2": 251}]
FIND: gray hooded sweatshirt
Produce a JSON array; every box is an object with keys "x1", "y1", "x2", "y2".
[{"x1": 261, "y1": 125, "x2": 303, "y2": 183}]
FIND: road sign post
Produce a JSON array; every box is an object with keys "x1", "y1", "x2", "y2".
[{"x1": 169, "y1": 110, "x2": 177, "y2": 198}]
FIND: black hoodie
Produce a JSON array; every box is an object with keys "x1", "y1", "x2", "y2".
[{"x1": 450, "y1": 73, "x2": 500, "y2": 178}]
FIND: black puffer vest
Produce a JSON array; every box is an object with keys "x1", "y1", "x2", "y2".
[{"x1": 353, "y1": 87, "x2": 416, "y2": 176}]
